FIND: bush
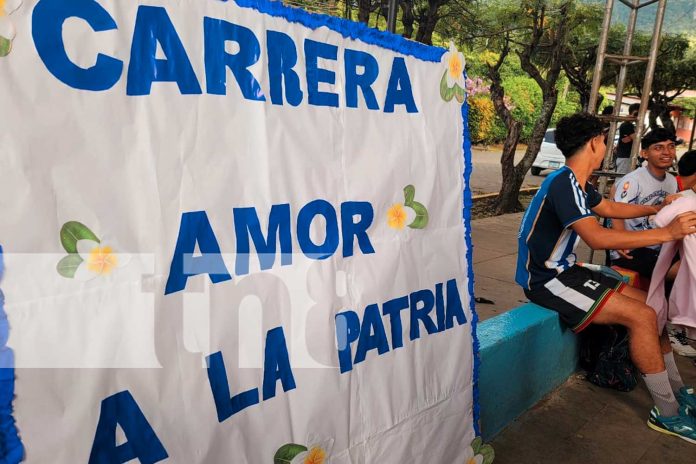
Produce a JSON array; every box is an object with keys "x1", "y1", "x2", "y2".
[
  {"x1": 465, "y1": 73, "x2": 582, "y2": 146},
  {"x1": 468, "y1": 95, "x2": 497, "y2": 144}
]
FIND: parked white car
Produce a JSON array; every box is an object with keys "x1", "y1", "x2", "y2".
[{"x1": 531, "y1": 129, "x2": 565, "y2": 176}]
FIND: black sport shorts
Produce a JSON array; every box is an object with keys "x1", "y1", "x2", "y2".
[{"x1": 524, "y1": 265, "x2": 626, "y2": 332}]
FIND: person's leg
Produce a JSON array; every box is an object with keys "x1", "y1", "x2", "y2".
[
  {"x1": 619, "y1": 285, "x2": 696, "y2": 422},
  {"x1": 614, "y1": 285, "x2": 670, "y2": 350},
  {"x1": 529, "y1": 269, "x2": 696, "y2": 438},
  {"x1": 591, "y1": 289, "x2": 665, "y2": 374}
]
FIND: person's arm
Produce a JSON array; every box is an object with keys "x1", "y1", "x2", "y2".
[
  {"x1": 619, "y1": 122, "x2": 636, "y2": 143},
  {"x1": 571, "y1": 213, "x2": 696, "y2": 251},
  {"x1": 609, "y1": 211, "x2": 632, "y2": 260},
  {"x1": 592, "y1": 198, "x2": 658, "y2": 219}
]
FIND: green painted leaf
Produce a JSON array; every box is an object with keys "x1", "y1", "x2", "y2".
[
  {"x1": 480, "y1": 444, "x2": 495, "y2": 464},
  {"x1": 56, "y1": 254, "x2": 83, "y2": 279},
  {"x1": 454, "y1": 90, "x2": 465, "y2": 104},
  {"x1": 60, "y1": 222, "x2": 99, "y2": 254},
  {"x1": 471, "y1": 437, "x2": 483, "y2": 454},
  {"x1": 440, "y1": 70, "x2": 455, "y2": 102},
  {"x1": 403, "y1": 185, "x2": 416, "y2": 206},
  {"x1": 0, "y1": 37, "x2": 11, "y2": 57},
  {"x1": 403, "y1": 185, "x2": 429, "y2": 229},
  {"x1": 273, "y1": 443, "x2": 307, "y2": 464}
]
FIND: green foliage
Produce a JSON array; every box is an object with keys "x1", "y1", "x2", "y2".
[
  {"x1": 675, "y1": 97, "x2": 696, "y2": 113},
  {"x1": 581, "y1": 0, "x2": 696, "y2": 36},
  {"x1": 467, "y1": 74, "x2": 581, "y2": 145},
  {"x1": 619, "y1": 32, "x2": 696, "y2": 101},
  {"x1": 505, "y1": 76, "x2": 542, "y2": 141}
]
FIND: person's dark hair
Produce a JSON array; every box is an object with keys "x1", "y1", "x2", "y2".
[
  {"x1": 628, "y1": 103, "x2": 640, "y2": 114},
  {"x1": 641, "y1": 128, "x2": 676, "y2": 149},
  {"x1": 678, "y1": 150, "x2": 696, "y2": 177},
  {"x1": 555, "y1": 113, "x2": 607, "y2": 159},
  {"x1": 601, "y1": 105, "x2": 614, "y2": 115}
]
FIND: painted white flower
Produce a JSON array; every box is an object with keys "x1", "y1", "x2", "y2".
[
  {"x1": 0, "y1": 0, "x2": 21, "y2": 42},
  {"x1": 441, "y1": 41, "x2": 466, "y2": 89},
  {"x1": 291, "y1": 437, "x2": 334, "y2": 464},
  {"x1": 74, "y1": 239, "x2": 130, "y2": 281},
  {"x1": 460, "y1": 445, "x2": 484, "y2": 464}
]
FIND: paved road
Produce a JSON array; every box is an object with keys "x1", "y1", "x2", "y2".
[{"x1": 469, "y1": 146, "x2": 547, "y2": 195}]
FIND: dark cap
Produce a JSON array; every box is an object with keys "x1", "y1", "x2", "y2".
[
  {"x1": 641, "y1": 128, "x2": 676, "y2": 149},
  {"x1": 678, "y1": 150, "x2": 696, "y2": 177}
]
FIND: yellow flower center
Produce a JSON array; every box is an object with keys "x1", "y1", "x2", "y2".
[
  {"x1": 387, "y1": 204, "x2": 407, "y2": 230},
  {"x1": 0, "y1": 0, "x2": 6, "y2": 16},
  {"x1": 303, "y1": 446, "x2": 326, "y2": 464},
  {"x1": 86, "y1": 246, "x2": 118, "y2": 275},
  {"x1": 467, "y1": 458, "x2": 477, "y2": 464},
  {"x1": 448, "y1": 54, "x2": 463, "y2": 80}
]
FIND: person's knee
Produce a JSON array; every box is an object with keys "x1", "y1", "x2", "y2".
[{"x1": 624, "y1": 305, "x2": 658, "y2": 331}]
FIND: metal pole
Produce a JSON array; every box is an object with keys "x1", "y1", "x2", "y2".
[
  {"x1": 630, "y1": 0, "x2": 667, "y2": 170},
  {"x1": 598, "y1": 0, "x2": 640, "y2": 195},
  {"x1": 690, "y1": 108, "x2": 696, "y2": 151},
  {"x1": 588, "y1": 0, "x2": 615, "y2": 112},
  {"x1": 387, "y1": 0, "x2": 398, "y2": 33}
]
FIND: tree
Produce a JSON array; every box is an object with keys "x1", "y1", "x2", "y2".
[
  {"x1": 474, "y1": 0, "x2": 574, "y2": 214},
  {"x1": 560, "y1": 10, "x2": 624, "y2": 112},
  {"x1": 623, "y1": 33, "x2": 696, "y2": 133},
  {"x1": 398, "y1": 0, "x2": 476, "y2": 44}
]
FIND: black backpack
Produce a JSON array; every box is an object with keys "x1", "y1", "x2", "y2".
[{"x1": 579, "y1": 324, "x2": 639, "y2": 392}]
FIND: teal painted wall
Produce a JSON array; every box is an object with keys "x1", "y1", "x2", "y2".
[{"x1": 477, "y1": 304, "x2": 579, "y2": 440}]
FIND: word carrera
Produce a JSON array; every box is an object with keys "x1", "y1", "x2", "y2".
[{"x1": 32, "y1": 1, "x2": 419, "y2": 113}]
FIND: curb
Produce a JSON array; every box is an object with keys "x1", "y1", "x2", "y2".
[{"x1": 472, "y1": 187, "x2": 540, "y2": 201}]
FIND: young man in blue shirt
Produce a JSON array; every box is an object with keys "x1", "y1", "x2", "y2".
[{"x1": 516, "y1": 113, "x2": 696, "y2": 443}]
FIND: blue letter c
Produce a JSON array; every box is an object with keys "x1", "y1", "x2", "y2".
[{"x1": 33, "y1": 0, "x2": 123, "y2": 91}]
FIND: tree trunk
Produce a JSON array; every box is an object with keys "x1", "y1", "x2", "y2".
[
  {"x1": 493, "y1": 123, "x2": 524, "y2": 214},
  {"x1": 495, "y1": 93, "x2": 559, "y2": 214},
  {"x1": 648, "y1": 107, "x2": 660, "y2": 130},
  {"x1": 487, "y1": 38, "x2": 526, "y2": 214},
  {"x1": 493, "y1": 2, "x2": 570, "y2": 214},
  {"x1": 358, "y1": 0, "x2": 371, "y2": 23},
  {"x1": 400, "y1": 0, "x2": 414, "y2": 38},
  {"x1": 379, "y1": 0, "x2": 390, "y2": 22},
  {"x1": 344, "y1": 0, "x2": 352, "y2": 20},
  {"x1": 414, "y1": 15, "x2": 438, "y2": 45},
  {"x1": 414, "y1": 0, "x2": 442, "y2": 45},
  {"x1": 659, "y1": 107, "x2": 676, "y2": 134}
]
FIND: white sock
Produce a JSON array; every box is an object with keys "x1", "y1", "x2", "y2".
[
  {"x1": 663, "y1": 351, "x2": 685, "y2": 392},
  {"x1": 643, "y1": 371, "x2": 680, "y2": 417}
]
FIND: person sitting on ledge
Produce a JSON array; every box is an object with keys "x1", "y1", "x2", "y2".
[{"x1": 515, "y1": 112, "x2": 696, "y2": 444}]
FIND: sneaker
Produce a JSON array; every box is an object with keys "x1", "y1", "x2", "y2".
[
  {"x1": 678, "y1": 386, "x2": 696, "y2": 418},
  {"x1": 669, "y1": 331, "x2": 696, "y2": 357},
  {"x1": 647, "y1": 406, "x2": 696, "y2": 444}
]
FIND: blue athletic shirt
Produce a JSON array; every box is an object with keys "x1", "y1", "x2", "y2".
[{"x1": 516, "y1": 166, "x2": 603, "y2": 291}]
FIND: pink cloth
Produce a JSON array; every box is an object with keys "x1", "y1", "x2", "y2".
[{"x1": 646, "y1": 196, "x2": 696, "y2": 337}]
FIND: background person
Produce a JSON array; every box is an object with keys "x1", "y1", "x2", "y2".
[
  {"x1": 615, "y1": 103, "x2": 641, "y2": 174},
  {"x1": 610, "y1": 128, "x2": 679, "y2": 279}
]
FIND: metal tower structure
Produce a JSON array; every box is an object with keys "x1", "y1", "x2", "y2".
[{"x1": 588, "y1": 0, "x2": 669, "y2": 194}]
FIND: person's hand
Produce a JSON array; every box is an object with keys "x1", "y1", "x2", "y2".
[
  {"x1": 617, "y1": 250, "x2": 633, "y2": 260},
  {"x1": 663, "y1": 193, "x2": 682, "y2": 206},
  {"x1": 667, "y1": 212, "x2": 696, "y2": 240}
]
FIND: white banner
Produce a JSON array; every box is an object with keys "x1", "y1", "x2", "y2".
[{"x1": 0, "y1": 0, "x2": 480, "y2": 462}]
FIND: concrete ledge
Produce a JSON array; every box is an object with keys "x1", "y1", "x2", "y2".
[{"x1": 478, "y1": 303, "x2": 579, "y2": 440}]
